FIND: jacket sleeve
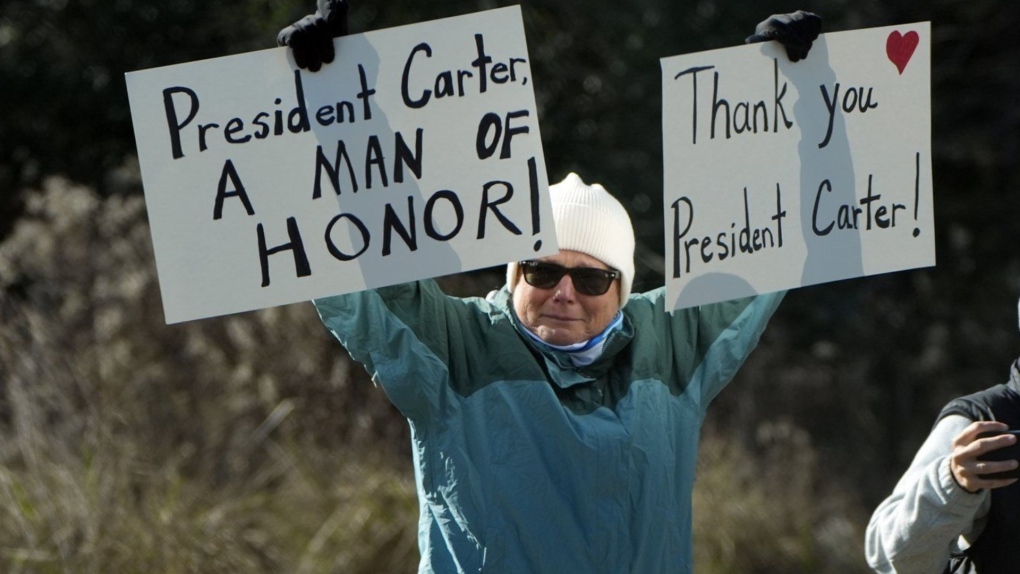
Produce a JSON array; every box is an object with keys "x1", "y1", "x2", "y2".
[
  {"x1": 312, "y1": 280, "x2": 465, "y2": 422},
  {"x1": 312, "y1": 280, "x2": 535, "y2": 422},
  {"x1": 690, "y1": 289, "x2": 785, "y2": 409},
  {"x1": 865, "y1": 414, "x2": 990, "y2": 573}
]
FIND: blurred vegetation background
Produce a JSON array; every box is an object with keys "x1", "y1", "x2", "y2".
[{"x1": 1, "y1": 0, "x2": 1019, "y2": 572}]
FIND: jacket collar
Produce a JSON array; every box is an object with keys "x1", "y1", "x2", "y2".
[{"x1": 495, "y1": 288, "x2": 634, "y2": 388}]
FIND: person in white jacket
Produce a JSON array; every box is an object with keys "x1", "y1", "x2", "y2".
[{"x1": 866, "y1": 298, "x2": 1020, "y2": 573}]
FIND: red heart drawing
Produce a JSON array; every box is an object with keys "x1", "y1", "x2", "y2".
[{"x1": 887, "y1": 30, "x2": 919, "y2": 74}]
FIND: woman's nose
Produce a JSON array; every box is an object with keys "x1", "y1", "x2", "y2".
[{"x1": 553, "y1": 273, "x2": 576, "y2": 301}]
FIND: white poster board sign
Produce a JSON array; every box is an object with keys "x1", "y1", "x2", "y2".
[
  {"x1": 661, "y1": 23, "x2": 933, "y2": 311},
  {"x1": 126, "y1": 6, "x2": 554, "y2": 324}
]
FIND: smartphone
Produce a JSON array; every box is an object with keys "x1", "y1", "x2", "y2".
[{"x1": 976, "y1": 430, "x2": 1020, "y2": 480}]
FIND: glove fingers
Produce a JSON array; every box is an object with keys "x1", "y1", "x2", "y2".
[
  {"x1": 746, "y1": 11, "x2": 822, "y2": 61},
  {"x1": 779, "y1": 11, "x2": 821, "y2": 57},
  {"x1": 321, "y1": 0, "x2": 350, "y2": 36},
  {"x1": 281, "y1": 15, "x2": 317, "y2": 46},
  {"x1": 293, "y1": 35, "x2": 319, "y2": 71},
  {"x1": 745, "y1": 30, "x2": 779, "y2": 45},
  {"x1": 791, "y1": 11, "x2": 822, "y2": 40},
  {"x1": 277, "y1": 26, "x2": 295, "y2": 48},
  {"x1": 295, "y1": 47, "x2": 314, "y2": 71},
  {"x1": 315, "y1": 19, "x2": 336, "y2": 66},
  {"x1": 279, "y1": 5, "x2": 348, "y2": 71},
  {"x1": 280, "y1": 15, "x2": 332, "y2": 71}
]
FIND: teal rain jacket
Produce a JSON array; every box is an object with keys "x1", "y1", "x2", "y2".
[{"x1": 314, "y1": 280, "x2": 784, "y2": 574}]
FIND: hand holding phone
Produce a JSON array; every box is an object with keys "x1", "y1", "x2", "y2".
[{"x1": 976, "y1": 430, "x2": 1020, "y2": 480}]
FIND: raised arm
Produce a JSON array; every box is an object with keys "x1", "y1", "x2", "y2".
[{"x1": 865, "y1": 417, "x2": 1018, "y2": 573}]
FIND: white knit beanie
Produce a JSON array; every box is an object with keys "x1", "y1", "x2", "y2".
[{"x1": 507, "y1": 172, "x2": 636, "y2": 305}]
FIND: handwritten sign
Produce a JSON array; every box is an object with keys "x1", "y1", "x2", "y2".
[
  {"x1": 660, "y1": 23, "x2": 933, "y2": 311},
  {"x1": 126, "y1": 6, "x2": 554, "y2": 324}
]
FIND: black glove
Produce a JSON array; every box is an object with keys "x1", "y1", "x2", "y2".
[
  {"x1": 745, "y1": 10, "x2": 822, "y2": 62},
  {"x1": 277, "y1": 0, "x2": 350, "y2": 72}
]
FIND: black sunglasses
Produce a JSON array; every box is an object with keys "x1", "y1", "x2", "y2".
[{"x1": 518, "y1": 260, "x2": 620, "y2": 296}]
